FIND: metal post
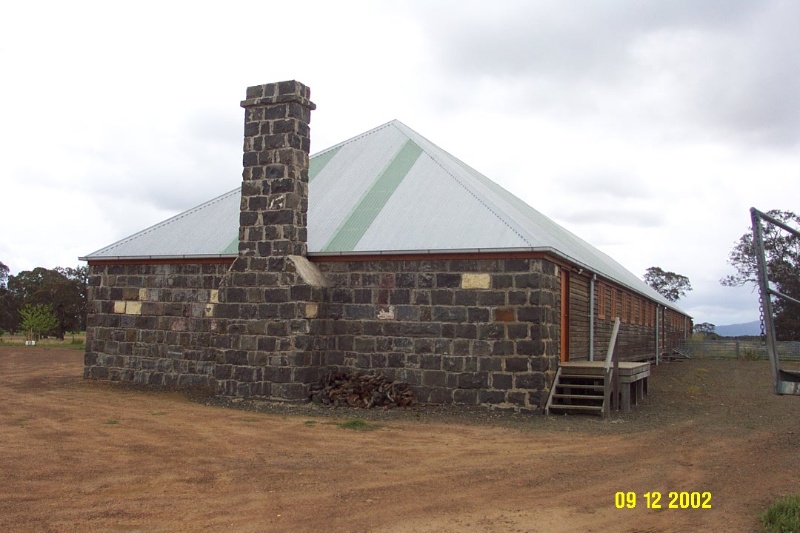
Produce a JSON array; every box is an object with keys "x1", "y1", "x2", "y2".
[
  {"x1": 751, "y1": 208, "x2": 781, "y2": 392},
  {"x1": 655, "y1": 307, "x2": 660, "y2": 365},
  {"x1": 589, "y1": 274, "x2": 596, "y2": 361}
]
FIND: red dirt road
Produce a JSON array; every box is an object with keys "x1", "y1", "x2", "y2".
[{"x1": 1, "y1": 346, "x2": 798, "y2": 532}]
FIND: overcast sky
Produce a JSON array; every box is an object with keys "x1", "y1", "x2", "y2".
[{"x1": 1, "y1": 0, "x2": 798, "y2": 327}]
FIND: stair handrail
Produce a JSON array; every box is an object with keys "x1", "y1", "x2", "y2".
[
  {"x1": 544, "y1": 366, "x2": 562, "y2": 415},
  {"x1": 603, "y1": 317, "x2": 621, "y2": 418}
]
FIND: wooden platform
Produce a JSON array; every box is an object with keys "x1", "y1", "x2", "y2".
[{"x1": 560, "y1": 361, "x2": 650, "y2": 412}]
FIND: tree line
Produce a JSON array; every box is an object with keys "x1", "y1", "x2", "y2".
[{"x1": 0, "y1": 262, "x2": 88, "y2": 339}]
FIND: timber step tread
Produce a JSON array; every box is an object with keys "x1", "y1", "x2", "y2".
[
  {"x1": 552, "y1": 393, "x2": 604, "y2": 400},
  {"x1": 548, "y1": 404, "x2": 603, "y2": 412},
  {"x1": 555, "y1": 383, "x2": 604, "y2": 390}
]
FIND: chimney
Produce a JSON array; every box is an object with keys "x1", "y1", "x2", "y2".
[{"x1": 238, "y1": 81, "x2": 316, "y2": 270}]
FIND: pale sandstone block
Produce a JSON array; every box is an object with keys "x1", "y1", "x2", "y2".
[
  {"x1": 305, "y1": 302, "x2": 319, "y2": 319},
  {"x1": 462, "y1": 273, "x2": 490, "y2": 289}
]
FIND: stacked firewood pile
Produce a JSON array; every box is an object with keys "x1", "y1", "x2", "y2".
[{"x1": 310, "y1": 370, "x2": 417, "y2": 408}]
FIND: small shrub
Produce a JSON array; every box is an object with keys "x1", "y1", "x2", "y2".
[
  {"x1": 761, "y1": 494, "x2": 800, "y2": 533},
  {"x1": 337, "y1": 418, "x2": 379, "y2": 431},
  {"x1": 742, "y1": 349, "x2": 760, "y2": 361}
]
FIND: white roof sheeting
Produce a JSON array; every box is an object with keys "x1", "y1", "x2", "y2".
[{"x1": 82, "y1": 120, "x2": 684, "y2": 312}]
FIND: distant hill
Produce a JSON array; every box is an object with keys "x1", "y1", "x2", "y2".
[{"x1": 716, "y1": 320, "x2": 761, "y2": 337}]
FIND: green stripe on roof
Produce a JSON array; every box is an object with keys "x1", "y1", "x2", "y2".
[
  {"x1": 323, "y1": 140, "x2": 423, "y2": 252},
  {"x1": 309, "y1": 146, "x2": 342, "y2": 182},
  {"x1": 222, "y1": 236, "x2": 239, "y2": 254}
]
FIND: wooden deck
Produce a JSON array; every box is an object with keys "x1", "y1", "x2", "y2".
[{"x1": 560, "y1": 361, "x2": 650, "y2": 411}]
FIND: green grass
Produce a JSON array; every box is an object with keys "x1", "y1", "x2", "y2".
[
  {"x1": 104, "y1": 419, "x2": 120, "y2": 425},
  {"x1": 337, "y1": 418, "x2": 379, "y2": 431},
  {"x1": 0, "y1": 333, "x2": 86, "y2": 350},
  {"x1": 761, "y1": 494, "x2": 800, "y2": 533}
]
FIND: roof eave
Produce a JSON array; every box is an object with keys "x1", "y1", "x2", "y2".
[{"x1": 80, "y1": 254, "x2": 237, "y2": 262}]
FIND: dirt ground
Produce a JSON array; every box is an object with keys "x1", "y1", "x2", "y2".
[{"x1": 1, "y1": 347, "x2": 798, "y2": 532}]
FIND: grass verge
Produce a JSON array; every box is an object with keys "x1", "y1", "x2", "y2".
[{"x1": 761, "y1": 494, "x2": 800, "y2": 533}]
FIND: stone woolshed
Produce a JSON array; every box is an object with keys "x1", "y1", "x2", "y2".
[{"x1": 82, "y1": 80, "x2": 691, "y2": 411}]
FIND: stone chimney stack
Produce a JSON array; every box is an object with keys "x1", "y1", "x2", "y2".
[
  {"x1": 238, "y1": 81, "x2": 316, "y2": 269},
  {"x1": 213, "y1": 80, "x2": 323, "y2": 401}
]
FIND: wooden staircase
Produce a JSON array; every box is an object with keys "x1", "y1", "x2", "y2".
[
  {"x1": 545, "y1": 318, "x2": 651, "y2": 418},
  {"x1": 545, "y1": 366, "x2": 606, "y2": 416}
]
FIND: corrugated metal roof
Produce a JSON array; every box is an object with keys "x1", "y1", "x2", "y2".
[
  {"x1": 83, "y1": 188, "x2": 240, "y2": 260},
  {"x1": 82, "y1": 120, "x2": 684, "y2": 312}
]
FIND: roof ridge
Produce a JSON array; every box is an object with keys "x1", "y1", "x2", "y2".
[
  {"x1": 388, "y1": 121, "x2": 534, "y2": 248},
  {"x1": 309, "y1": 120, "x2": 398, "y2": 159}
]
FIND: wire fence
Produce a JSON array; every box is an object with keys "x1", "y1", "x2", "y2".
[{"x1": 677, "y1": 339, "x2": 800, "y2": 361}]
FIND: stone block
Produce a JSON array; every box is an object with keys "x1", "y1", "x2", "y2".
[
  {"x1": 273, "y1": 383, "x2": 308, "y2": 401},
  {"x1": 479, "y1": 390, "x2": 506, "y2": 404},
  {"x1": 453, "y1": 340, "x2": 470, "y2": 356},
  {"x1": 506, "y1": 391, "x2": 527, "y2": 406},
  {"x1": 477, "y1": 291, "x2": 506, "y2": 306},
  {"x1": 123, "y1": 287, "x2": 139, "y2": 300},
  {"x1": 461, "y1": 273, "x2": 490, "y2": 289},
  {"x1": 113, "y1": 301, "x2": 126, "y2": 314},
  {"x1": 463, "y1": 356, "x2": 478, "y2": 372},
  {"x1": 505, "y1": 357, "x2": 529, "y2": 372},
  {"x1": 489, "y1": 372, "x2": 513, "y2": 389},
  {"x1": 265, "y1": 366, "x2": 293, "y2": 383},
  {"x1": 300, "y1": 302, "x2": 317, "y2": 319},
  {"x1": 515, "y1": 372, "x2": 545, "y2": 390},
  {"x1": 477, "y1": 323, "x2": 504, "y2": 340},
  {"x1": 430, "y1": 290, "x2": 454, "y2": 305},
  {"x1": 126, "y1": 301, "x2": 142, "y2": 315},
  {"x1": 436, "y1": 273, "x2": 461, "y2": 288},
  {"x1": 453, "y1": 389, "x2": 478, "y2": 405},
  {"x1": 471, "y1": 340, "x2": 491, "y2": 356},
  {"x1": 387, "y1": 352, "x2": 404, "y2": 368},
  {"x1": 412, "y1": 338, "x2": 433, "y2": 354},
  {"x1": 458, "y1": 372, "x2": 488, "y2": 389},
  {"x1": 427, "y1": 387, "x2": 450, "y2": 404},
  {"x1": 377, "y1": 305, "x2": 395, "y2": 320},
  {"x1": 494, "y1": 307, "x2": 515, "y2": 322},
  {"x1": 517, "y1": 340, "x2": 545, "y2": 356},
  {"x1": 354, "y1": 336, "x2": 376, "y2": 352},
  {"x1": 419, "y1": 354, "x2": 441, "y2": 369},
  {"x1": 433, "y1": 306, "x2": 467, "y2": 323},
  {"x1": 422, "y1": 370, "x2": 446, "y2": 387},
  {"x1": 442, "y1": 356, "x2": 464, "y2": 372},
  {"x1": 478, "y1": 356, "x2": 502, "y2": 372},
  {"x1": 503, "y1": 259, "x2": 531, "y2": 272}
]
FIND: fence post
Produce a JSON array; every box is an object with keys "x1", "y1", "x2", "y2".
[{"x1": 736, "y1": 340, "x2": 740, "y2": 359}]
